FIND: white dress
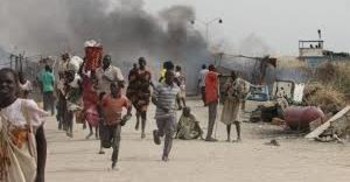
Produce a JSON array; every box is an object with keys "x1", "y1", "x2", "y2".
[
  {"x1": 0, "y1": 99, "x2": 48, "y2": 182},
  {"x1": 221, "y1": 78, "x2": 250, "y2": 125}
]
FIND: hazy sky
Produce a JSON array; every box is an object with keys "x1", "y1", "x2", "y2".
[{"x1": 144, "y1": 0, "x2": 350, "y2": 56}]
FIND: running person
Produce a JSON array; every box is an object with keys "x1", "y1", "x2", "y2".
[
  {"x1": 99, "y1": 83, "x2": 132, "y2": 169},
  {"x1": 152, "y1": 70, "x2": 182, "y2": 161}
]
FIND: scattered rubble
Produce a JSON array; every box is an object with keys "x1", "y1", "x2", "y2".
[
  {"x1": 235, "y1": 57, "x2": 350, "y2": 142},
  {"x1": 271, "y1": 117, "x2": 285, "y2": 126},
  {"x1": 264, "y1": 139, "x2": 280, "y2": 147},
  {"x1": 305, "y1": 106, "x2": 350, "y2": 142}
]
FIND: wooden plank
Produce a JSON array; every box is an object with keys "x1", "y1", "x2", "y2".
[
  {"x1": 309, "y1": 113, "x2": 333, "y2": 132},
  {"x1": 305, "y1": 106, "x2": 350, "y2": 139}
]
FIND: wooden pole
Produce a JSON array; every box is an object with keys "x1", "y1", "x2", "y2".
[
  {"x1": 19, "y1": 54, "x2": 23, "y2": 73},
  {"x1": 15, "y1": 55, "x2": 18, "y2": 71}
]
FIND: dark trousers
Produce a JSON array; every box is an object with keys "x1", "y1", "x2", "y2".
[
  {"x1": 43, "y1": 91, "x2": 55, "y2": 115},
  {"x1": 201, "y1": 87, "x2": 206, "y2": 104},
  {"x1": 156, "y1": 116, "x2": 176, "y2": 157},
  {"x1": 56, "y1": 92, "x2": 66, "y2": 128},
  {"x1": 99, "y1": 123, "x2": 122, "y2": 163},
  {"x1": 206, "y1": 102, "x2": 218, "y2": 139},
  {"x1": 61, "y1": 107, "x2": 74, "y2": 137},
  {"x1": 111, "y1": 125, "x2": 122, "y2": 163}
]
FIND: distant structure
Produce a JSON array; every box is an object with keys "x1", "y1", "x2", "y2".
[{"x1": 298, "y1": 30, "x2": 350, "y2": 69}]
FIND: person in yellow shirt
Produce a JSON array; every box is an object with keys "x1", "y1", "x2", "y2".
[{"x1": 158, "y1": 61, "x2": 174, "y2": 83}]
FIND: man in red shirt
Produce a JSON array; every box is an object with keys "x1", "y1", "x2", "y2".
[
  {"x1": 205, "y1": 64, "x2": 219, "y2": 142},
  {"x1": 99, "y1": 82, "x2": 132, "y2": 169}
]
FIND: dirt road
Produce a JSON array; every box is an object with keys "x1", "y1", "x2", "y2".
[{"x1": 45, "y1": 100, "x2": 350, "y2": 182}]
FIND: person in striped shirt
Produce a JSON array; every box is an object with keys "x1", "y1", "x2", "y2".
[{"x1": 152, "y1": 70, "x2": 182, "y2": 162}]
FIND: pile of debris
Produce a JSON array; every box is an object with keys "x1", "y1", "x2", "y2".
[
  {"x1": 285, "y1": 62, "x2": 350, "y2": 142},
  {"x1": 249, "y1": 61, "x2": 350, "y2": 143},
  {"x1": 302, "y1": 62, "x2": 350, "y2": 142},
  {"x1": 305, "y1": 106, "x2": 350, "y2": 143}
]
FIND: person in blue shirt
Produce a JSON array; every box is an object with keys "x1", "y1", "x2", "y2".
[{"x1": 40, "y1": 65, "x2": 55, "y2": 115}]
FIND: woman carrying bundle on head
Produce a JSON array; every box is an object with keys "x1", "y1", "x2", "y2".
[
  {"x1": 81, "y1": 70, "x2": 100, "y2": 139},
  {"x1": 64, "y1": 69, "x2": 83, "y2": 138}
]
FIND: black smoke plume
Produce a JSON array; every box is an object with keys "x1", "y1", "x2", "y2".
[{"x1": 0, "y1": 0, "x2": 210, "y2": 93}]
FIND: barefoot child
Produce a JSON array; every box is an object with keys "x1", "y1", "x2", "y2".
[{"x1": 99, "y1": 83, "x2": 132, "y2": 169}]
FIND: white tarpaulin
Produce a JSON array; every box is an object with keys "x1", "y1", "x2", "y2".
[{"x1": 293, "y1": 83, "x2": 305, "y2": 103}]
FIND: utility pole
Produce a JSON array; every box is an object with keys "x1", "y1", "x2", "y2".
[{"x1": 190, "y1": 17, "x2": 223, "y2": 46}]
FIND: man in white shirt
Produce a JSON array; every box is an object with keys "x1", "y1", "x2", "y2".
[
  {"x1": 96, "y1": 55, "x2": 125, "y2": 95},
  {"x1": 198, "y1": 64, "x2": 209, "y2": 105}
]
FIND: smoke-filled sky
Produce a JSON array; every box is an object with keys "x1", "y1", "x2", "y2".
[
  {"x1": 0, "y1": 0, "x2": 349, "y2": 57},
  {"x1": 0, "y1": 0, "x2": 213, "y2": 93},
  {"x1": 1, "y1": 0, "x2": 345, "y2": 91},
  {"x1": 145, "y1": 0, "x2": 350, "y2": 56},
  {"x1": 0, "y1": 0, "x2": 209, "y2": 58}
]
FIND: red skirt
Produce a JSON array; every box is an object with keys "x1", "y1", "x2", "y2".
[{"x1": 85, "y1": 106, "x2": 100, "y2": 127}]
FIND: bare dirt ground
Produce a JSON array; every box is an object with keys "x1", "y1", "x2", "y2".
[{"x1": 45, "y1": 99, "x2": 350, "y2": 182}]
